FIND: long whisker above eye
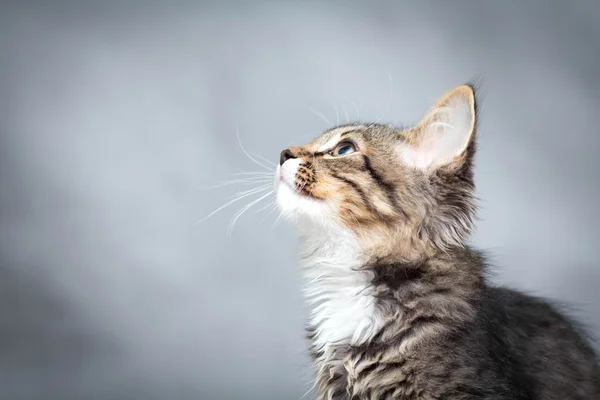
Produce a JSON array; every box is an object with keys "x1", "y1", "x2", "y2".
[
  {"x1": 342, "y1": 95, "x2": 361, "y2": 121},
  {"x1": 371, "y1": 71, "x2": 394, "y2": 126},
  {"x1": 332, "y1": 101, "x2": 340, "y2": 126},
  {"x1": 309, "y1": 106, "x2": 333, "y2": 127},
  {"x1": 342, "y1": 103, "x2": 349, "y2": 124}
]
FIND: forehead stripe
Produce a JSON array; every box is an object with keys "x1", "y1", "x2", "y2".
[{"x1": 339, "y1": 129, "x2": 361, "y2": 138}]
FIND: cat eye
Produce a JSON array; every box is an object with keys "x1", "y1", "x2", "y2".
[{"x1": 329, "y1": 141, "x2": 357, "y2": 157}]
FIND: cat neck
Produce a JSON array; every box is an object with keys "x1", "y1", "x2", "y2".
[
  {"x1": 297, "y1": 223, "x2": 484, "y2": 354},
  {"x1": 298, "y1": 225, "x2": 379, "y2": 352}
]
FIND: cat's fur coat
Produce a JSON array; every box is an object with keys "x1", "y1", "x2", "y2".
[{"x1": 275, "y1": 85, "x2": 600, "y2": 399}]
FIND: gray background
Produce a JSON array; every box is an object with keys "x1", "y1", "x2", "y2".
[{"x1": 1, "y1": 1, "x2": 599, "y2": 399}]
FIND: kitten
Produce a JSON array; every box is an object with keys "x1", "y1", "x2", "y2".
[{"x1": 275, "y1": 85, "x2": 600, "y2": 399}]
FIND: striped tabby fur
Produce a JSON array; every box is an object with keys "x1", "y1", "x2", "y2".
[{"x1": 275, "y1": 84, "x2": 600, "y2": 399}]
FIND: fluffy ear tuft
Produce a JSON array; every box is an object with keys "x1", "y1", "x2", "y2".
[{"x1": 400, "y1": 85, "x2": 476, "y2": 170}]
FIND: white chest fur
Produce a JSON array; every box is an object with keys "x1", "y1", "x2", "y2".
[{"x1": 300, "y1": 229, "x2": 380, "y2": 353}]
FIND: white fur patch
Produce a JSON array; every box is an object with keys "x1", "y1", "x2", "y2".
[{"x1": 301, "y1": 228, "x2": 379, "y2": 352}]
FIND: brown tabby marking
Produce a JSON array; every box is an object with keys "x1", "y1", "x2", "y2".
[{"x1": 276, "y1": 85, "x2": 600, "y2": 399}]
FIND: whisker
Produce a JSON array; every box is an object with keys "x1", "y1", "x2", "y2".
[
  {"x1": 232, "y1": 171, "x2": 273, "y2": 177},
  {"x1": 372, "y1": 71, "x2": 394, "y2": 126},
  {"x1": 256, "y1": 199, "x2": 277, "y2": 214},
  {"x1": 300, "y1": 381, "x2": 318, "y2": 400},
  {"x1": 203, "y1": 177, "x2": 271, "y2": 189},
  {"x1": 228, "y1": 183, "x2": 272, "y2": 199},
  {"x1": 226, "y1": 190, "x2": 274, "y2": 238},
  {"x1": 309, "y1": 106, "x2": 333, "y2": 127},
  {"x1": 236, "y1": 127, "x2": 272, "y2": 171},
  {"x1": 196, "y1": 185, "x2": 270, "y2": 225},
  {"x1": 294, "y1": 178, "x2": 310, "y2": 195},
  {"x1": 270, "y1": 210, "x2": 285, "y2": 232},
  {"x1": 342, "y1": 95, "x2": 361, "y2": 121},
  {"x1": 259, "y1": 202, "x2": 279, "y2": 223},
  {"x1": 332, "y1": 102, "x2": 340, "y2": 126},
  {"x1": 342, "y1": 103, "x2": 349, "y2": 124},
  {"x1": 250, "y1": 152, "x2": 277, "y2": 168}
]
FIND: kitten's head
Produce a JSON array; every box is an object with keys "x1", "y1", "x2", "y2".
[{"x1": 276, "y1": 85, "x2": 478, "y2": 258}]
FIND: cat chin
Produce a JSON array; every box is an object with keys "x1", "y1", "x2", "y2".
[
  {"x1": 275, "y1": 181, "x2": 340, "y2": 230},
  {"x1": 276, "y1": 182, "x2": 321, "y2": 219},
  {"x1": 274, "y1": 165, "x2": 349, "y2": 234}
]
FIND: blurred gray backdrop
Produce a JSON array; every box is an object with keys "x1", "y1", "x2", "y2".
[{"x1": 1, "y1": 1, "x2": 599, "y2": 399}]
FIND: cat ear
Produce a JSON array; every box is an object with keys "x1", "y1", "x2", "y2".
[{"x1": 400, "y1": 85, "x2": 476, "y2": 170}]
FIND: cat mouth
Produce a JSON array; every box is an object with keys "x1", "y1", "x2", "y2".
[
  {"x1": 279, "y1": 177, "x2": 317, "y2": 199},
  {"x1": 277, "y1": 165, "x2": 321, "y2": 200}
]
